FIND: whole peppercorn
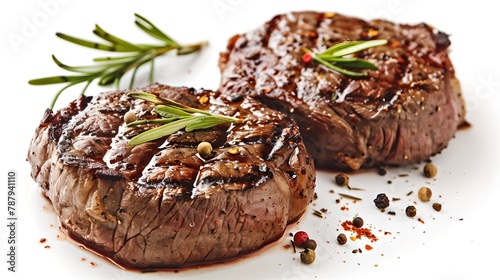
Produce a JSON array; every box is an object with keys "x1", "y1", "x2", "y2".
[
  {"x1": 197, "y1": 142, "x2": 213, "y2": 158},
  {"x1": 353, "y1": 216, "x2": 364, "y2": 228},
  {"x1": 124, "y1": 111, "x2": 137, "y2": 124},
  {"x1": 300, "y1": 249, "x2": 316, "y2": 264},
  {"x1": 405, "y1": 205, "x2": 417, "y2": 217},
  {"x1": 335, "y1": 173, "x2": 349, "y2": 187},
  {"x1": 302, "y1": 53, "x2": 313, "y2": 64},
  {"x1": 432, "y1": 203, "x2": 442, "y2": 212},
  {"x1": 303, "y1": 239, "x2": 317, "y2": 250},
  {"x1": 423, "y1": 162, "x2": 438, "y2": 178},
  {"x1": 337, "y1": 233, "x2": 347, "y2": 245},
  {"x1": 418, "y1": 187, "x2": 432, "y2": 202},
  {"x1": 293, "y1": 231, "x2": 309, "y2": 248},
  {"x1": 373, "y1": 193, "x2": 390, "y2": 209}
]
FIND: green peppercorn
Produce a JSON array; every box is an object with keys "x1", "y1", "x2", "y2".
[
  {"x1": 303, "y1": 239, "x2": 317, "y2": 250},
  {"x1": 353, "y1": 216, "x2": 364, "y2": 228},
  {"x1": 300, "y1": 249, "x2": 316, "y2": 264},
  {"x1": 124, "y1": 111, "x2": 137, "y2": 124},
  {"x1": 197, "y1": 142, "x2": 213, "y2": 158},
  {"x1": 423, "y1": 162, "x2": 438, "y2": 178},
  {"x1": 406, "y1": 205, "x2": 417, "y2": 217},
  {"x1": 335, "y1": 173, "x2": 349, "y2": 187}
]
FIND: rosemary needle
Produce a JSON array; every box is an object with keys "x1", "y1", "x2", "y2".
[
  {"x1": 28, "y1": 14, "x2": 207, "y2": 109},
  {"x1": 302, "y1": 39, "x2": 387, "y2": 78},
  {"x1": 127, "y1": 92, "x2": 242, "y2": 146}
]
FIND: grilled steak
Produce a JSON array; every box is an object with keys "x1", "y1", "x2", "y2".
[
  {"x1": 27, "y1": 84, "x2": 315, "y2": 269},
  {"x1": 219, "y1": 12, "x2": 466, "y2": 170}
]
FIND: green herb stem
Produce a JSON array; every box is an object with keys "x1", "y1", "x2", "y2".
[
  {"x1": 28, "y1": 14, "x2": 207, "y2": 109},
  {"x1": 127, "y1": 92, "x2": 242, "y2": 146},
  {"x1": 302, "y1": 39, "x2": 387, "y2": 78}
]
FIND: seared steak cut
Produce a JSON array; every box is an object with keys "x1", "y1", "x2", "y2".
[
  {"x1": 27, "y1": 84, "x2": 315, "y2": 269},
  {"x1": 219, "y1": 12, "x2": 466, "y2": 170}
]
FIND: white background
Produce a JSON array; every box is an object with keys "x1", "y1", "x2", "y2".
[{"x1": 1, "y1": 0, "x2": 500, "y2": 279}]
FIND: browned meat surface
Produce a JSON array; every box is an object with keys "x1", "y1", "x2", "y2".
[
  {"x1": 219, "y1": 11, "x2": 466, "y2": 170},
  {"x1": 27, "y1": 84, "x2": 315, "y2": 269}
]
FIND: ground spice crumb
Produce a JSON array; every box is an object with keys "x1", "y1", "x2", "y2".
[
  {"x1": 365, "y1": 244, "x2": 373, "y2": 250},
  {"x1": 407, "y1": 191, "x2": 413, "y2": 196},
  {"x1": 374, "y1": 264, "x2": 379, "y2": 267},
  {"x1": 341, "y1": 220, "x2": 378, "y2": 242},
  {"x1": 44, "y1": 245, "x2": 50, "y2": 249},
  {"x1": 350, "y1": 236, "x2": 357, "y2": 241},
  {"x1": 335, "y1": 199, "x2": 340, "y2": 203},
  {"x1": 388, "y1": 211, "x2": 396, "y2": 215},
  {"x1": 329, "y1": 190, "x2": 334, "y2": 193},
  {"x1": 418, "y1": 218, "x2": 425, "y2": 224},
  {"x1": 283, "y1": 244, "x2": 291, "y2": 249},
  {"x1": 39, "y1": 238, "x2": 47, "y2": 243},
  {"x1": 89, "y1": 261, "x2": 97, "y2": 267}
]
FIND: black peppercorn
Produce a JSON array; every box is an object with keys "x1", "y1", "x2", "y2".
[
  {"x1": 335, "y1": 173, "x2": 349, "y2": 187},
  {"x1": 353, "y1": 216, "x2": 364, "y2": 228},
  {"x1": 406, "y1": 205, "x2": 417, "y2": 217},
  {"x1": 373, "y1": 193, "x2": 390, "y2": 209},
  {"x1": 337, "y1": 233, "x2": 347, "y2": 245},
  {"x1": 432, "y1": 203, "x2": 442, "y2": 212},
  {"x1": 303, "y1": 239, "x2": 317, "y2": 250}
]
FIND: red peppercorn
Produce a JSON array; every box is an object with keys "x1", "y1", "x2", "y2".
[
  {"x1": 293, "y1": 231, "x2": 309, "y2": 248},
  {"x1": 302, "y1": 53, "x2": 313, "y2": 64}
]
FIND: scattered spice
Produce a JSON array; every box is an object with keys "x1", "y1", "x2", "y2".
[
  {"x1": 197, "y1": 141, "x2": 213, "y2": 158},
  {"x1": 338, "y1": 193, "x2": 362, "y2": 200},
  {"x1": 418, "y1": 218, "x2": 425, "y2": 224},
  {"x1": 124, "y1": 111, "x2": 137, "y2": 124},
  {"x1": 407, "y1": 191, "x2": 413, "y2": 196},
  {"x1": 377, "y1": 167, "x2": 387, "y2": 176},
  {"x1": 387, "y1": 211, "x2": 396, "y2": 215},
  {"x1": 300, "y1": 249, "x2": 316, "y2": 264},
  {"x1": 44, "y1": 245, "x2": 51, "y2": 249},
  {"x1": 353, "y1": 216, "x2": 364, "y2": 228},
  {"x1": 365, "y1": 244, "x2": 373, "y2": 251},
  {"x1": 341, "y1": 220, "x2": 378, "y2": 242},
  {"x1": 337, "y1": 233, "x2": 347, "y2": 245},
  {"x1": 293, "y1": 231, "x2": 309, "y2": 248},
  {"x1": 373, "y1": 193, "x2": 390, "y2": 209},
  {"x1": 39, "y1": 238, "x2": 47, "y2": 244},
  {"x1": 313, "y1": 209, "x2": 323, "y2": 218},
  {"x1": 303, "y1": 239, "x2": 317, "y2": 250},
  {"x1": 302, "y1": 53, "x2": 313, "y2": 64},
  {"x1": 432, "y1": 203, "x2": 442, "y2": 212},
  {"x1": 423, "y1": 162, "x2": 438, "y2": 178},
  {"x1": 335, "y1": 173, "x2": 349, "y2": 187},
  {"x1": 418, "y1": 187, "x2": 432, "y2": 202},
  {"x1": 405, "y1": 205, "x2": 417, "y2": 217},
  {"x1": 228, "y1": 147, "x2": 240, "y2": 155}
]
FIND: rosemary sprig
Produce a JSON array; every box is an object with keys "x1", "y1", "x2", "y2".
[
  {"x1": 28, "y1": 14, "x2": 207, "y2": 109},
  {"x1": 302, "y1": 39, "x2": 388, "y2": 77},
  {"x1": 127, "y1": 92, "x2": 242, "y2": 146}
]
